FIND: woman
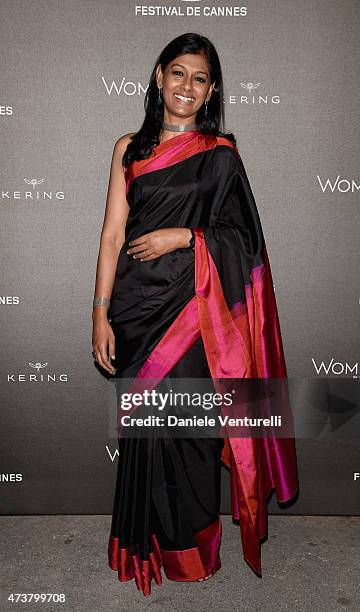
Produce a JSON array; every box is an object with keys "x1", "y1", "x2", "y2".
[{"x1": 92, "y1": 33, "x2": 299, "y2": 597}]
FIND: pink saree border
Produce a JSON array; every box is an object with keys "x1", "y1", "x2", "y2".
[
  {"x1": 117, "y1": 228, "x2": 298, "y2": 579},
  {"x1": 108, "y1": 516, "x2": 222, "y2": 596}
]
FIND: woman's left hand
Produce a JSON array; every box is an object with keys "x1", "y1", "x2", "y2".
[{"x1": 126, "y1": 228, "x2": 192, "y2": 261}]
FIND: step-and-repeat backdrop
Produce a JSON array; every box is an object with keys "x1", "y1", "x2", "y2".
[{"x1": 1, "y1": 0, "x2": 359, "y2": 515}]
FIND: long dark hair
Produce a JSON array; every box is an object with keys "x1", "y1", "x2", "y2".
[{"x1": 123, "y1": 32, "x2": 236, "y2": 168}]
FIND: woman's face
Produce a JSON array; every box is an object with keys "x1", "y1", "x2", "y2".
[{"x1": 156, "y1": 52, "x2": 215, "y2": 123}]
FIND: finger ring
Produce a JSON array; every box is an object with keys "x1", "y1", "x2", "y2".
[{"x1": 92, "y1": 351, "x2": 97, "y2": 360}]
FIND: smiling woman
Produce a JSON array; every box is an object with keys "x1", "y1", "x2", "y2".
[
  {"x1": 92, "y1": 32, "x2": 299, "y2": 598},
  {"x1": 155, "y1": 53, "x2": 214, "y2": 135}
]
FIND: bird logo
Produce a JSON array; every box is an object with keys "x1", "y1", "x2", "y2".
[
  {"x1": 241, "y1": 82, "x2": 261, "y2": 94},
  {"x1": 24, "y1": 178, "x2": 44, "y2": 190},
  {"x1": 29, "y1": 362, "x2": 48, "y2": 372}
]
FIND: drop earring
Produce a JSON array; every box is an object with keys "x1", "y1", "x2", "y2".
[
  {"x1": 158, "y1": 87, "x2": 162, "y2": 103},
  {"x1": 205, "y1": 100, "x2": 208, "y2": 116}
]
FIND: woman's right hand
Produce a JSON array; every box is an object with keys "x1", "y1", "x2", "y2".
[{"x1": 92, "y1": 311, "x2": 116, "y2": 375}]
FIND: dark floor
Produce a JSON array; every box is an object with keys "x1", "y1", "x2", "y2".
[{"x1": 0, "y1": 515, "x2": 359, "y2": 611}]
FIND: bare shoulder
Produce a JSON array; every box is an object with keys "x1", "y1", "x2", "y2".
[{"x1": 114, "y1": 132, "x2": 136, "y2": 156}]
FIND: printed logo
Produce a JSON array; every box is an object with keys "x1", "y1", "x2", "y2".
[
  {"x1": 312, "y1": 358, "x2": 358, "y2": 377},
  {"x1": 0, "y1": 105, "x2": 13, "y2": 115},
  {"x1": 102, "y1": 77, "x2": 280, "y2": 105},
  {"x1": 1, "y1": 178, "x2": 65, "y2": 202},
  {"x1": 7, "y1": 362, "x2": 68, "y2": 382},
  {"x1": 24, "y1": 178, "x2": 44, "y2": 190},
  {"x1": 106, "y1": 445, "x2": 119, "y2": 462},
  {"x1": 0, "y1": 474, "x2": 23, "y2": 482},
  {"x1": 0, "y1": 296, "x2": 20, "y2": 305},
  {"x1": 135, "y1": 1, "x2": 248, "y2": 18},
  {"x1": 317, "y1": 175, "x2": 360, "y2": 193},
  {"x1": 29, "y1": 362, "x2": 48, "y2": 373},
  {"x1": 241, "y1": 82, "x2": 261, "y2": 94},
  {"x1": 231, "y1": 82, "x2": 280, "y2": 105}
]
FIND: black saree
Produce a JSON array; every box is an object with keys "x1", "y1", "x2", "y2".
[{"x1": 107, "y1": 129, "x2": 299, "y2": 596}]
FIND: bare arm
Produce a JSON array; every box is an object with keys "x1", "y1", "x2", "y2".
[{"x1": 92, "y1": 132, "x2": 134, "y2": 374}]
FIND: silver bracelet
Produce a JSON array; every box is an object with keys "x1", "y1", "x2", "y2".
[{"x1": 93, "y1": 296, "x2": 111, "y2": 309}]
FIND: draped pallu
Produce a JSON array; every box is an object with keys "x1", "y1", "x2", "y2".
[{"x1": 108, "y1": 129, "x2": 299, "y2": 593}]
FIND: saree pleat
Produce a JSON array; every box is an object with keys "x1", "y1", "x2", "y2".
[
  {"x1": 107, "y1": 129, "x2": 299, "y2": 596},
  {"x1": 108, "y1": 338, "x2": 224, "y2": 596}
]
